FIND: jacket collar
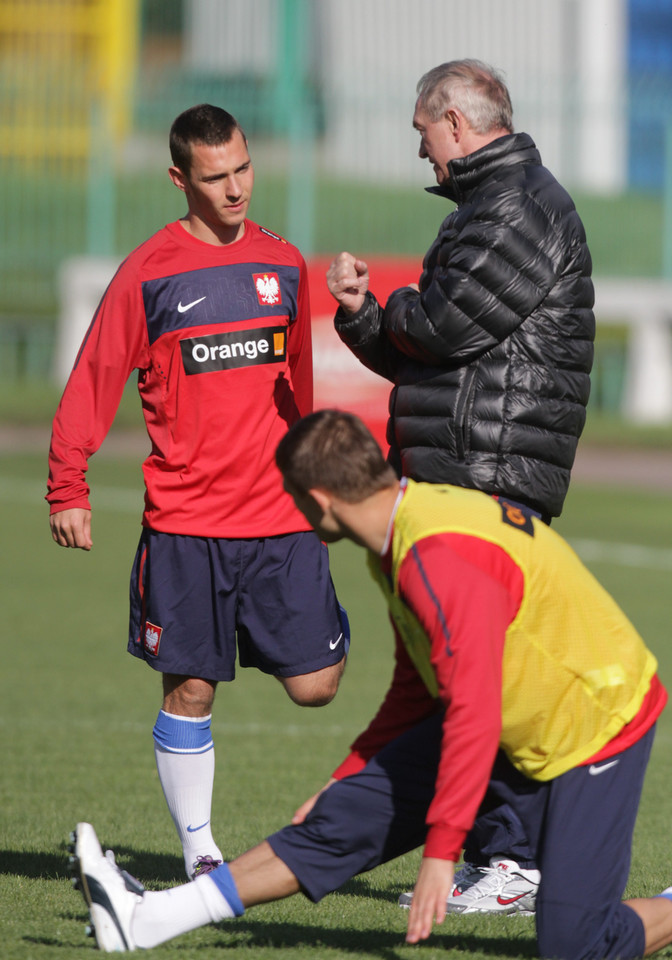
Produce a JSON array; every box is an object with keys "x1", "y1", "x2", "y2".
[{"x1": 425, "y1": 132, "x2": 540, "y2": 205}]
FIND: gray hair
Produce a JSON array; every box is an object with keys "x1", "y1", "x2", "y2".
[{"x1": 416, "y1": 59, "x2": 513, "y2": 134}]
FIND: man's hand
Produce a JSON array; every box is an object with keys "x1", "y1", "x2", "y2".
[
  {"x1": 49, "y1": 508, "x2": 93, "y2": 551},
  {"x1": 406, "y1": 857, "x2": 455, "y2": 944},
  {"x1": 326, "y1": 252, "x2": 369, "y2": 315},
  {"x1": 291, "y1": 777, "x2": 337, "y2": 824}
]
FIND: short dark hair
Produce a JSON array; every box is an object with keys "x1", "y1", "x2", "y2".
[
  {"x1": 169, "y1": 104, "x2": 246, "y2": 174},
  {"x1": 276, "y1": 410, "x2": 398, "y2": 503}
]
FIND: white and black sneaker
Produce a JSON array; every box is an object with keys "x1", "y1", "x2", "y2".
[
  {"x1": 398, "y1": 861, "x2": 487, "y2": 909},
  {"x1": 68, "y1": 822, "x2": 144, "y2": 951},
  {"x1": 398, "y1": 858, "x2": 539, "y2": 915}
]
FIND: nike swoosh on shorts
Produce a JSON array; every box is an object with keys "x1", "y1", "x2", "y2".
[{"x1": 588, "y1": 759, "x2": 620, "y2": 776}]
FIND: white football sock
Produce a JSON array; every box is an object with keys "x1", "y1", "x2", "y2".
[
  {"x1": 153, "y1": 712, "x2": 224, "y2": 877},
  {"x1": 132, "y1": 873, "x2": 240, "y2": 949}
]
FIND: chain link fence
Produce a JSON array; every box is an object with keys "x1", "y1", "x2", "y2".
[{"x1": 1, "y1": 0, "x2": 671, "y2": 415}]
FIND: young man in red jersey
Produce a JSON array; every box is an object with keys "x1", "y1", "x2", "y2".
[
  {"x1": 70, "y1": 410, "x2": 672, "y2": 960},
  {"x1": 48, "y1": 107, "x2": 348, "y2": 881}
]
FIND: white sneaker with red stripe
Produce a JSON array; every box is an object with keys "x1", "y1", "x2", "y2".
[
  {"x1": 445, "y1": 858, "x2": 539, "y2": 915},
  {"x1": 398, "y1": 858, "x2": 539, "y2": 915}
]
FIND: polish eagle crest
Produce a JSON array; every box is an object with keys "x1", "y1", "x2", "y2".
[{"x1": 255, "y1": 273, "x2": 280, "y2": 305}]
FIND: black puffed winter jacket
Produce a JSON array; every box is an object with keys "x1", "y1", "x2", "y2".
[{"x1": 335, "y1": 133, "x2": 594, "y2": 519}]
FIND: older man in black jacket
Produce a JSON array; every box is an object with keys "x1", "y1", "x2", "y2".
[
  {"x1": 327, "y1": 58, "x2": 594, "y2": 912},
  {"x1": 328, "y1": 58, "x2": 594, "y2": 524}
]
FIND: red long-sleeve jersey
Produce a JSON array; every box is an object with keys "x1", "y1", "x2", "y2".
[{"x1": 47, "y1": 220, "x2": 314, "y2": 538}]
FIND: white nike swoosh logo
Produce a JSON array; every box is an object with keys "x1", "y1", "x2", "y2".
[
  {"x1": 177, "y1": 296, "x2": 206, "y2": 313},
  {"x1": 329, "y1": 633, "x2": 343, "y2": 650},
  {"x1": 588, "y1": 759, "x2": 620, "y2": 776}
]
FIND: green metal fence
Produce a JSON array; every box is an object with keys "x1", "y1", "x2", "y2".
[{"x1": 0, "y1": 0, "x2": 670, "y2": 420}]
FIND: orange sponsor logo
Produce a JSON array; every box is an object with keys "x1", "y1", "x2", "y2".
[{"x1": 502, "y1": 501, "x2": 527, "y2": 526}]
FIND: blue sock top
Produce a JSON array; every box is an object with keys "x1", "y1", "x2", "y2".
[
  {"x1": 208, "y1": 862, "x2": 245, "y2": 916},
  {"x1": 152, "y1": 710, "x2": 213, "y2": 754}
]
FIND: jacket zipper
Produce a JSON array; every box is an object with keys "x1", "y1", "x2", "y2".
[{"x1": 454, "y1": 365, "x2": 478, "y2": 461}]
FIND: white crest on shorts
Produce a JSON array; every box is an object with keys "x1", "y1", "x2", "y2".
[{"x1": 144, "y1": 621, "x2": 163, "y2": 656}]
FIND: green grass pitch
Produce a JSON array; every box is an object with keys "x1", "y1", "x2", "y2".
[{"x1": 1, "y1": 448, "x2": 671, "y2": 959}]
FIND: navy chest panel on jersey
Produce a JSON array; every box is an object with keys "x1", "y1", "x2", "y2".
[{"x1": 142, "y1": 261, "x2": 300, "y2": 346}]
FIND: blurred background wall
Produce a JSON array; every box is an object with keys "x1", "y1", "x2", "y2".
[{"x1": 1, "y1": 0, "x2": 671, "y2": 422}]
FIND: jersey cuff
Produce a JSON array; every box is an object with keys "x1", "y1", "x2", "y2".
[
  {"x1": 332, "y1": 750, "x2": 368, "y2": 780},
  {"x1": 423, "y1": 822, "x2": 466, "y2": 862},
  {"x1": 47, "y1": 495, "x2": 92, "y2": 514}
]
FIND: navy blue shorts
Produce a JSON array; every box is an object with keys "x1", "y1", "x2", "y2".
[
  {"x1": 128, "y1": 529, "x2": 347, "y2": 682},
  {"x1": 268, "y1": 713, "x2": 654, "y2": 960}
]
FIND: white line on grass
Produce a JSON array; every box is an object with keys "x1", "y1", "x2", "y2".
[
  {"x1": 0, "y1": 716, "x2": 353, "y2": 737},
  {"x1": 569, "y1": 539, "x2": 672, "y2": 571},
  {"x1": 5, "y1": 477, "x2": 672, "y2": 571},
  {"x1": 0, "y1": 477, "x2": 141, "y2": 512}
]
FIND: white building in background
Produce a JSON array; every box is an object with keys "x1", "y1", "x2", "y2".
[{"x1": 184, "y1": 0, "x2": 628, "y2": 192}]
